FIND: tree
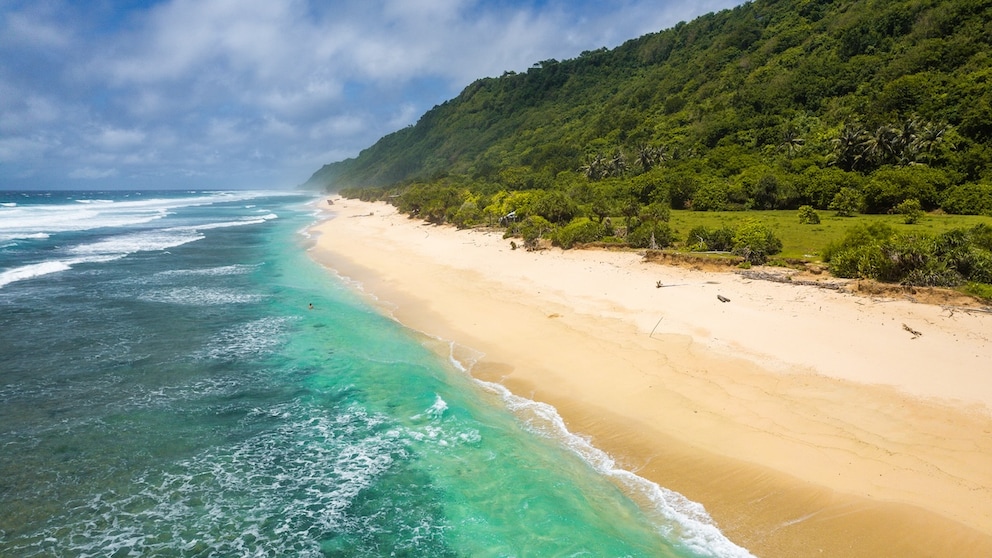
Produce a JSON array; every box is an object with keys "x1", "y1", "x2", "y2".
[
  {"x1": 778, "y1": 127, "x2": 805, "y2": 158},
  {"x1": 829, "y1": 187, "x2": 863, "y2": 216},
  {"x1": 638, "y1": 202, "x2": 672, "y2": 249},
  {"x1": 833, "y1": 124, "x2": 868, "y2": 171},
  {"x1": 531, "y1": 190, "x2": 578, "y2": 224},
  {"x1": 732, "y1": 220, "x2": 783, "y2": 265}
]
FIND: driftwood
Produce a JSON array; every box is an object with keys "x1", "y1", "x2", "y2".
[
  {"x1": 902, "y1": 323, "x2": 922, "y2": 339},
  {"x1": 717, "y1": 294, "x2": 731, "y2": 303},
  {"x1": 943, "y1": 305, "x2": 992, "y2": 317},
  {"x1": 737, "y1": 269, "x2": 846, "y2": 290}
]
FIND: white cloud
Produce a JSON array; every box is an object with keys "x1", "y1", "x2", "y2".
[
  {"x1": 0, "y1": 0, "x2": 747, "y2": 189},
  {"x1": 69, "y1": 166, "x2": 119, "y2": 179},
  {"x1": 309, "y1": 114, "x2": 366, "y2": 140},
  {"x1": 90, "y1": 127, "x2": 146, "y2": 150},
  {"x1": 1, "y1": 9, "x2": 72, "y2": 50}
]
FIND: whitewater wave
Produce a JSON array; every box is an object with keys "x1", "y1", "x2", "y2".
[
  {"x1": 0, "y1": 255, "x2": 123, "y2": 289},
  {"x1": 140, "y1": 287, "x2": 266, "y2": 307},
  {"x1": 190, "y1": 316, "x2": 292, "y2": 360},
  {"x1": 156, "y1": 264, "x2": 259, "y2": 278},
  {"x1": 6, "y1": 403, "x2": 422, "y2": 558},
  {"x1": 0, "y1": 191, "x2": 279, "y2": 241},
  {"x1": 69, "y1": 229, "x2": 204, "y2": 257}
]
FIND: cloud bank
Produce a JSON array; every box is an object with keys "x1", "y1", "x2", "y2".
[{"x1": 0, "y1": 0, "x2": 744, "y2": 190}]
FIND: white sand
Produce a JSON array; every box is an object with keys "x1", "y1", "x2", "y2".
[{"x1": 310, "y1": 197, "x2": 992, "y2": 557}]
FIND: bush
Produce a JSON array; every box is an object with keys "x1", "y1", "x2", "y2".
[
  {"x1": 828, "y1": 187, "x2": 863, "y2": 216},
  {"x1": 822, "y1": 223, "x2": 895, "y2": 262},
  {"x1": 941, "y1": 182, "x2": 992, "y2": 215},
  {"x1": 894, "y1": 198, "x2": 924, "y2": 224},
  {"x1": 685, "y1": 225, "x2": 734, "y2": 251},
  {"x1": 731, "y1": 220, "x2": 783, "y2": 265},
  {"x1": 861, "y1": 166, "x2": 945, "y2": 213},
  {"x1": 828, "y1": 242, "x2": 889, "y2": 279},
  {"x1": 627, "y1": 222, "x2": 674, "y2": 249},
  {"x1": 797, "y1": 205, "x2": 821, "y2": 224},
  {"x1": 691, "y1": 181, "x2": 730, "y2": 211},
  {"x1": 825, "y1": 225, "x2": 992, "y2": 286},
  {"x1": 532, "y1": 190, "x2": 579, "y2": 224},
  {"x1": 552, "y1": 218, "x2": 607, "y2": 249},
  {"x1": 516, "y1": 215, "x2": 554, "y2": 247}
]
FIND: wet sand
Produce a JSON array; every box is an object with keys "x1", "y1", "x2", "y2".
[{"x1": 309, "y1": 197, "x2": 992, "y2": 557}]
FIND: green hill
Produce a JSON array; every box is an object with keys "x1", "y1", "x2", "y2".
[{"x1": 306, "y1": 0, "x2": 992, "y2": 214}]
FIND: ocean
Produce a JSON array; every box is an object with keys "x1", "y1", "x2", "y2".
[{"x1": 0, "y1": 190, "x2": 751, "y2": 557}]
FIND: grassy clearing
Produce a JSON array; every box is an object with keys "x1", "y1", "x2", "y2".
[{"x1": 668, "y1": 210, "x2": 992, "y2": 261}]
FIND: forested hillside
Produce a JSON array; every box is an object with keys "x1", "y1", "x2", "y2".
[{"x1": 307, "y1": 0, "x2": 991, "y2": 214}]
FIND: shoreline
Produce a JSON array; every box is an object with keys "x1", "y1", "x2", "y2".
[{"x1": 308, "y1": 197, "x2": 992, "y2": 557}]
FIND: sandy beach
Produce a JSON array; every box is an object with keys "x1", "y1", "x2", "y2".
[{"x1": 309, "y1": 197, "x2": 992, "y2": 557}]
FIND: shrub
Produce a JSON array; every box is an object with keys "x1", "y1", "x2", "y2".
[
  {"x1": 731, "y1": 219, "x2": 783, "y2": 265},
  {"x1": 861, "y1": 165, "x2": 945, "y2": 213},
  {"x1": 894, "y1": 198, "x2": 924, "y2": 224},
  {"x1": 797, "y1": 205, "x2": 821, "y2": 224},
  {"x1": 822, "y1": 223, "x2": 895, "y2": 262},
  {"x1": 826, "y1": 226, "x2": 992, "y2": 286},
  {"x1": 941, "y1": 182, "x2": 992, "y2": 215},
  {"x1": 532, "y1": 190, "x2": 579, "y2": 224},
  {"x1": 627, "y1": 222, "x2": 674, "y2": 249},
  {"x1": 691, "y1": 181, "x2": 730, "y2": 211},
  {"x1": 828, "y1": 242, "x2": 889, "y2": 279},
  {"x1": 516, "y1": 215, "x2": 554, "y2": 247},
  {"x1": 828, "y1": 187, "x2": 863, "y2": 216},
  {"x1": 552, "y1": 218, "x2": 607, "y2": 249},
  {"x1": 685, "y1": 225, "x2": 735, "y2": 252},
  {"x1": 903, "y1": 263, "x2": 963, "y2": 287}
]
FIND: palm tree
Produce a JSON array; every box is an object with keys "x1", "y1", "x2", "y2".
[
  {"x1": 580, "y1": 153, "x2": 606, "y2": 180},
  {"x1": 894, "y1": 117, "x2": 921, "y2": 164},
  {"x1": 609, "y1": 148, "x2": 629, "y2": 177},
  {"x1": 778, "y1": 127, "x2": 805, "y2": 157},
  {"x1": 636, "y1": 145, "x2": 658, "y2": 172},
  {"x1": 863, "y1": 124, "x2": 900, "y2": 167},
  {"x1": 912, "y1": 122, "x2": 949, "y2": 164},
  {"x1": 833, "y1": 124, "x2": 868, "y2": 171}
]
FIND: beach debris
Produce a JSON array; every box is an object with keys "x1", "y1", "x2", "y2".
[
  {"x1": 737, "y1": 269, "x2": 846, "y2": 290},
  {"x1": 902, "y1": 323, "x2": 922, "y2": 339},
  {"x1": 717, "y1": 294, "x2": 731, "y2": 303},
  {"x1": 649, "y1": 316, "x2": 665, "y2": 338}
]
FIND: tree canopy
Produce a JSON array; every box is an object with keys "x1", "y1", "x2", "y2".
[{"x1": 307, "y1": 0, "x2": 992, "y2": 219}]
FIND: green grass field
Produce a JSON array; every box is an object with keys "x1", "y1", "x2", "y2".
[{"x1": 667, "y1": 210, "x2": 992, "y2": 261}]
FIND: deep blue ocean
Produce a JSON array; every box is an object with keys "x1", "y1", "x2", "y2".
[{"x1": 0, "y1": 190, "x2": 751, "y2": 557}]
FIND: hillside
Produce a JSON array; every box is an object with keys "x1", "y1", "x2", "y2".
[{"x1": 306, "y1": 0, "x2": 991, "y2": 214}]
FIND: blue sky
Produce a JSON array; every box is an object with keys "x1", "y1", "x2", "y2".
[{"x1": 1, "y1": 0, "x2": 745, "y2": 190}]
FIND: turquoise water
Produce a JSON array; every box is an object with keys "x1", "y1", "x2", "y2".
[{"x1": 0, "y1": 190, "x2": 751, "y2": 557}]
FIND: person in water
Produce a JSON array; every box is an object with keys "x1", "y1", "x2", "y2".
[{"x1": 308, "y1": 302, "x2": 314, "y2": 310}]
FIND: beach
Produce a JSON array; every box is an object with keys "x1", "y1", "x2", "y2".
[{"x1": 310, "y1": 197, "x2": 992, "y2": 557}]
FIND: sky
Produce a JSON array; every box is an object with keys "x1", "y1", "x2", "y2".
[{"x1": 0, "y1": 0, "x2": 746, "y2": 191}]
